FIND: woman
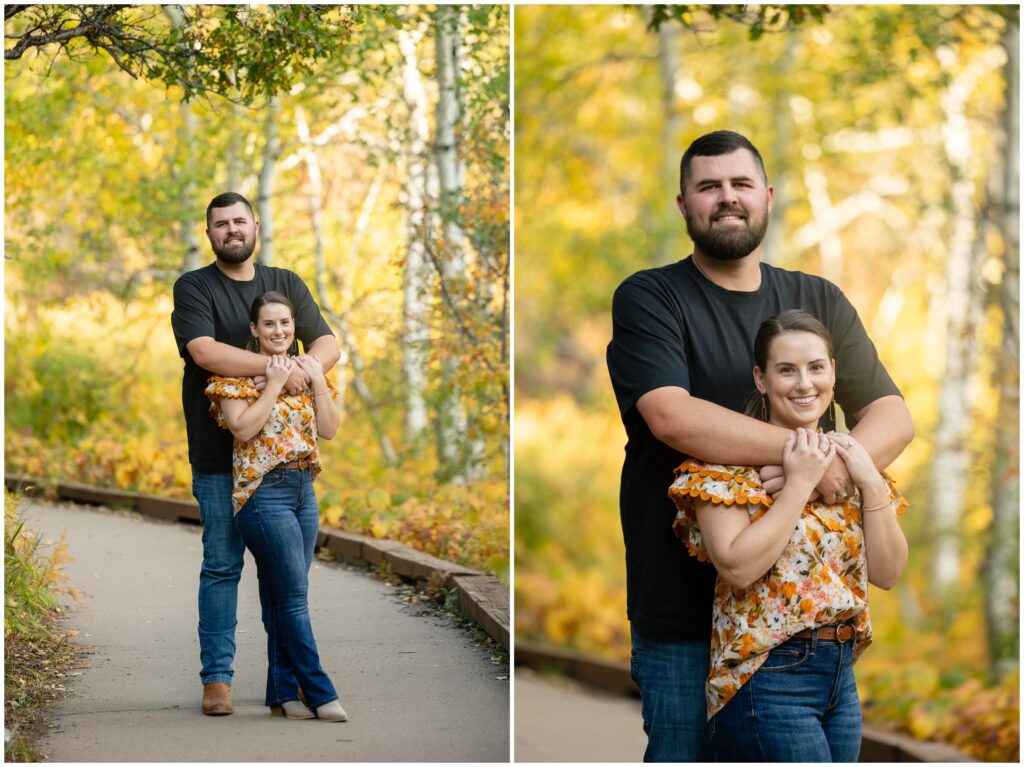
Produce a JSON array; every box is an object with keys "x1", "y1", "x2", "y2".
[
  {"x1": 669, "y1": 309, "x2": 908, "y2": 761},
  {"x1": 205, "y1": 291, "x2": 347, "y2": 722}
]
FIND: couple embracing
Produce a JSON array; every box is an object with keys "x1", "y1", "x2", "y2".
[
  {"x1": 171, "y1": 192, "x2": 347, "y2": 722},
  {"x1": 607, "y1": 131, "x2": 914, "y2": 762}
]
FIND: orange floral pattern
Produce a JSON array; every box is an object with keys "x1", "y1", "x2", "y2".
[
  {"x1": 205, "y1": 376, "x2": 334, "y2": 514},
  {"x1": 669, "y1": 460, "x2": 907, "y2": 719}
]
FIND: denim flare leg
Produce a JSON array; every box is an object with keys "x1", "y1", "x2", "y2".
[{"x1": 234, "y1": 467, "x2": 338, "y2": 709}]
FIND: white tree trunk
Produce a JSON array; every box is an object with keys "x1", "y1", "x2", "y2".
[
  {"x1": 295, "y1": 107, "x2": 398, "y2": 467},
  {"x1": 398, "y1": 25, "x2": 431, "y2": 445},
  {"x1": 226, "y1": 101, "x2": 243, "y2": 192},
  {"x1": 434, "y1": 5, "x2": 480, "y2": 482},
  {"x1": 178, "y1": 99, "x2": 201, "y2": 272},
  {"x1": 257, "y1": 97, "x2": 280, "y2": 266},
  {"x1": 984, "y1": 16, "x2": 1019, "y2": 676},
  {"x1": 295, "y1": 107, "x2": 346, "y2": 408},
  {"x1": 930, "y1": 46, "x2": 1006, "y2": 594},
  {"x1": 657, "y1": 20, "x2": 682, "y2": 266},
  {"x1": 763, "y1": 38, "x2": 797, "y2": 267},
  {"x1": 163, "y1": 6, "x2": 200, "y2": 273}
]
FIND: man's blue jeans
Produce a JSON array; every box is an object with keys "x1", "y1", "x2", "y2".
[
  {"x1": 710, "y1": 632, "x2": 862, "y2": 762},
  {"x1": 630, "y1": 625, "x2": 712, "y2": 762},
  {"x1": 193, "y1": 471, "x2": 244, "y2": 685},
  {"x1": 234, "y1": 468, "x2": 337, "y2": 709}
]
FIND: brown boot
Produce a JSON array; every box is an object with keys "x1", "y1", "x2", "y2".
[{"x1": 202, "y1": 682, "x2": 234, "y2": 716}]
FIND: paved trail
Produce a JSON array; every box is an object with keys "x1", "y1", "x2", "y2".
[
  {"x1": 22, "y1": 499, "x2": 509, "y2": 762},
  {"x1": 514, "y1": 669, "x2": 645, "y2": 762}
]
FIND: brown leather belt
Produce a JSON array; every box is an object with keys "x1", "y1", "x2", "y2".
[
  {"x1": 280, "y1": 457, "x2": 314, "y2": 470},
  {"x1": 792, "y1": 623, "x2": 855, "y2": 643}
]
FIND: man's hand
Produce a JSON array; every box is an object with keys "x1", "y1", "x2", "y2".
[
  {"x1": 758, "y1": 462, "x2": 823, "y2": 503},
  {"x1": 758, "y1": 464, "x2": 786, "y2": 498},
  {"x1": 284, "y1": 364, "x2": 311, "y2": 395},
  {"x1": 252, "y1": 355, "x2": 319, "y2": 394},
  {"x1": 815, "y1": 455, "x2": 854, "y2": 504}
]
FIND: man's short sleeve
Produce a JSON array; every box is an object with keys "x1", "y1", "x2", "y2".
[
  {"x1": 826, "y1": 286, "x2": 901, "y2": 420},
  {"x1": 286, "y1": 272, "x2": 334, "y2": 349},
  {"x1": 171, "y1": 274, "x2": 215, "y2": 357},
  {"x1": 606, "y1": 273, "x2": 690, "y2": 417}
]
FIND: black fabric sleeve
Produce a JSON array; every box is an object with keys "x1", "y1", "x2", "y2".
[
  {"x1": 287, "y1": 272, "x2": 334, "y2": 349},
  {"x1": 607, "y1": 273, "x2": 690, "y2": 417},
  {"x1": 826, "y1": 285, "x2": 902, "y2": 420},
  {"x1": 171, "y1": 274, "x2": 216, "y2": 358}
]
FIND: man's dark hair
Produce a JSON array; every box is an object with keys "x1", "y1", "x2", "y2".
[
  {"x1": 206, "y1": 192, "x2": 255, "y2": 226},
  {"x1": 679, "y1": 130, "x2": 767, "y2": 193}
]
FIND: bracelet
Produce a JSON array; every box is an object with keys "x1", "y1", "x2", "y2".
[
  {"x1": 861, "y1": 500, "x2": 893, "y2": 513},
  {"x1": 310, "y1": 389, "x2": 329, "y2": 397}
]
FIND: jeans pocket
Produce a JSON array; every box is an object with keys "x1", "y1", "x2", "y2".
[
  {"x1": 759, "y1": 641, "x2": 811, "y2": 672},
  {"x1": 258, "y1": 470, "x2": 289, "y2": 488}
]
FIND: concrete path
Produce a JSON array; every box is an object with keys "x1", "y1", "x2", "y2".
[
  {"x1": 514, "y1": 669, "x2": 646, "y2": 762},
  {"x1": 22, "y1": 499, "x2": 509, "y2": 762}
]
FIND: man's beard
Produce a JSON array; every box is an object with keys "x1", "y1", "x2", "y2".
[
  {"x1": 212, "y1": 236, "x2": 256, "y2": 264},
  {"x1": 685, "y1": 204, "x2": 769, "y2": 261}
]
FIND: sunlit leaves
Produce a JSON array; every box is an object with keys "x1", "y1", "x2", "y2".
[
  {"x1": 4, "y1": 5, "x2": 390, "y2": 105},
  {"x1": 643, "y1": 4, "x2": 830, "y2": 38}
]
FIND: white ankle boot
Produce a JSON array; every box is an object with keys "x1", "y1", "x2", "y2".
[{"x1": 316, "y1": 699, "x2": 348, "y2": 722}]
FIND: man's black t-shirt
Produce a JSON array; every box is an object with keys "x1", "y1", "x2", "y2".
[
  {"x1": 171, "y1": 262, "x2": 334, "y2": 474},
  {"x1": 606, "y1": 256, "x2": 901, "y2": 640}
]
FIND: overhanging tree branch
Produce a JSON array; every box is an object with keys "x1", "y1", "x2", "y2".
[{"x1": 5, "y1": 4, "x2": 372, "y2": 104}]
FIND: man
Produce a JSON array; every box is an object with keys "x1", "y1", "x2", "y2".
[
  {"x1": 606, "y1": 131, "x2": 913, "y2": 761},
  {"x1": 171, "y1": 192, "x2": 340, "y2": 716}
]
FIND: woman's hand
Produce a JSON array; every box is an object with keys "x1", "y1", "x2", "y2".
[
  {"x1": 293, "y1": 355, "x2": 326, "y2": 390},
  {"x1": 781, "y1": 428, "x2": 835, "y2": 493},
  {"x1": 265, "y1": 354, "x2": 293, "y2": 389},
  {"x1": 828, "y1": 433, "x2": 885, "y2": 492}
]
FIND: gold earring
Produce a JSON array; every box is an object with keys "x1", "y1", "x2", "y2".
[
  {"x1": 828, "y1": 389, "x2": 836, "y2": 424},
  {"x1": 760, "y1": 394, "x2": 768, "y2": 422}
]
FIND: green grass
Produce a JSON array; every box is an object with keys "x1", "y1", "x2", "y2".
[{"x1": 4, "y1": 491, "x2": 76, "y2": 761}]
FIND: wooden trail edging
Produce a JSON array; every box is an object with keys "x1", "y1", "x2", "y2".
[
  {"x1": 515, "y1": 640, "x2": 976, "y2": 763},
  {"x1": 5, "y1": 474, "x2": 509, "y2": 651}
]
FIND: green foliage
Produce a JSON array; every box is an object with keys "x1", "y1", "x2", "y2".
[
  {"x1": 4, "y1": 492, "x2": 66, "y2": 641},
  {"x1": 4, "y1": 492, "x2": 75, "y2": 762},
  {"x1": 643, "y1": 4, "x2": 831, "y2": 38},
  {"x1": 5, "y1": 328, "x2": 121, "y2": 443},
  {"x1": 4, "y1": 5, "x2": 387, "y2": 105}
]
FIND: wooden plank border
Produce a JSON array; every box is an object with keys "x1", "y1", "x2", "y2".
[{"x1": 5, "y1": 474, "x2": 509, "y2": 650}]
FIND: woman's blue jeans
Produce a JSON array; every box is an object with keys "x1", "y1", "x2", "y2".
[
  {"x1": 234, "y1": 468, "x2": 337, "y2": 709},
  {"x1": 710, "y1": 631, "x2": 862, "y2": 762}
]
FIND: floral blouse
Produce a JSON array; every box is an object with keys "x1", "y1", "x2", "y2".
[
  {"x1": 205, "y1": 376, "x2": 333, "y2": 514},
  {"x1": 668, "y1": 460, "x2": 907, "y2": 719}
]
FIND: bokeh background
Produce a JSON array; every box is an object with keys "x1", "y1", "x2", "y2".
[
  {"x1": 5, "y1": 6, "x2": 510, "y2": 581},
  {"x1": 514, "y1": 5, "x2": 1018, "y2": 760}
]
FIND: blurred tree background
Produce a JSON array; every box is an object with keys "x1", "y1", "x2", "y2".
[
  {"x1": 514, "y1": 4, "x2": 1017, "y2": 760},
  {"x1": 5, "y1": 5, "x2": 510, "y2": 581}
]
